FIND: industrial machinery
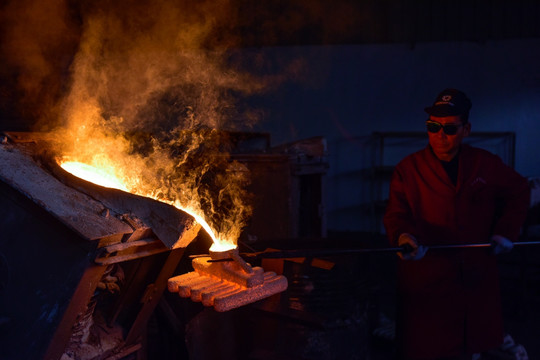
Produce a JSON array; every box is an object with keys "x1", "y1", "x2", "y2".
[{"x1": 0, "y1": 131, "x2": 329, "y2": 359}]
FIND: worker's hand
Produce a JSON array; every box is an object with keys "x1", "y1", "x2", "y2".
[
  {"x1": 398, "y1": 233, "x2": 427, "y2": 260},
  {"x1": 490, "y1": 235, "x2": 514, "y2": 255}
]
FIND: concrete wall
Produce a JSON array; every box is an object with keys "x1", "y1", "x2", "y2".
[{"x1": 250, "y1": 39, "x2": 540, "y2": 232}]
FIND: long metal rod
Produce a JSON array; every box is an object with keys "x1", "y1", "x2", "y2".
[
  {"x1": 427, "y1": 242, "x2": 537, "y2": 250},
  {"x1": 202, "y1": 240, "x2": 540, "y2": 262}
]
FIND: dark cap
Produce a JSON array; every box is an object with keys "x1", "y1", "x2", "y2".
[{"x1": 424, "y1": 88, "x2": 472, "y2": 117}]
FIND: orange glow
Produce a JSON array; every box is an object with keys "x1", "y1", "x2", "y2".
[
  {"x1": 61, "y1": 161, "x2": 128, "y2": 191},
  {"x1": 59, "y1": 156, "x2": 239, "y2": 252},
  {"x1": 50, "y1": 1, "x2": 256, "y2": 253}
]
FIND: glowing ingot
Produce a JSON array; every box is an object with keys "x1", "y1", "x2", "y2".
[{"x1": 167, "y1": 249, "x2": 288, "y2": 312}]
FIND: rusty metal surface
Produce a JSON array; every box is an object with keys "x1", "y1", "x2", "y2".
[
  {"x1": 0, "y1": 142, "x2": 134, "y2": 241},
  {"x1": 94, "y1": 238, "x2": 170, "y2": 265},
  {"x1": 0, "y1": 179, "x2": 103, "y2": 360},
  {"x1": 0, "y1": 132, "x2": 202, "y2": 248},
  {"x1": 0, "y1": 131, "x2": 203, "y2": 357},
  {"x1": 43, "y1": 264, "x2": 108, "y2": 360},
  {"x1": 124, "y1": 247, "x2": 186, "y2": 345},
  {"x1": 50, "y1": 162, "x2": 202, "y2": 249}
]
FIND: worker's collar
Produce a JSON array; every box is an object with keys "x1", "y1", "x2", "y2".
[{"x1": 428, "y1": 144, "x2": 462, "y2": 163}]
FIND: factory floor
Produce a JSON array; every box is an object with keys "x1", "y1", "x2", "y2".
[
  {"x1": 367, "y1": 242, "x2": 540, "y2": 360},
  {"x1": 497, "y1": 247, "x2": 540, "y2": 359},
  {"x1": 147, "y1": 234, "x2": 540, "y2": 360}
]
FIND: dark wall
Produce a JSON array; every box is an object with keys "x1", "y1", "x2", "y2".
[{"x1": 245, "y1": 40, "x2": 540, "y2": 232}]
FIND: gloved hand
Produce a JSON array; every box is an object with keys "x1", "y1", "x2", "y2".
[
  {"x1": 491, "y1": 235, "x2": 514, "y2": 254},
  {"x1": 398, "y1": 233, "x2": 428, "y2": 260}
]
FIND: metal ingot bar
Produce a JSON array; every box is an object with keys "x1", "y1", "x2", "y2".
[{"x1": 167, "y1": 248, "x2": 288, "y2": 312}]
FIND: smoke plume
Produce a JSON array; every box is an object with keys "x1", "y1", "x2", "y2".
[
  {"x1": 0, "y1": 0, "x2": 314, "y2": 245},
  {"x1": 1, "y1": 0, "x2": 275, "y2": 246}
]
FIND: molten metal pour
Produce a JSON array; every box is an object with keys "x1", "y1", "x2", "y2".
[
  {"x1": 52, "y1": 155, "x2": 287, "y2": 311},
  {"x1": 167, "y1": 248, "x2": 287, "y2": 312}
]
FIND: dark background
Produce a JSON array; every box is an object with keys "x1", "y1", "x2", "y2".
[{"x1": 2, "y1": 1, "x2": 540, "y2": 358}]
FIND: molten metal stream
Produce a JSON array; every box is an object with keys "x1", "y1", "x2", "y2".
[
  {"x1": 61, "y1": 161, "x2": 128, "y2": 191},
  {"x1": 59, "y1": 160, "x2": 235, "y2": 252}
]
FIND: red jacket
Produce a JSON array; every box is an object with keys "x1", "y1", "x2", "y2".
[{"x1": 383, "y1": 144, "x2": 530, "y2": 359}]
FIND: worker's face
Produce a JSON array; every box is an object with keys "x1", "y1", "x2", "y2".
[{"x1": 426, "y1": 115, "x2": 470, "y2": 161}]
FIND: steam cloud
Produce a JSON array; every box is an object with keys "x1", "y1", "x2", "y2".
[
  {"x1": 59, "y1": 0, "x2": 268, "y2": 245},
  {"x1": 1, "y1": 0, "x2": 292, "y2": 245},
  {"x1": 63, "y1": 0, "x2": 268, "y2": 132}
]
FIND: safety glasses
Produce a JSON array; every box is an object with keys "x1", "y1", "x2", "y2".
[{"x1": 426, "y1": 120, "x2": 463, "y2": 135}]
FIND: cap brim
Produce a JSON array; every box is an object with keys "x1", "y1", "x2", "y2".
[{"x1": 424, "y1": 105, "x2": 463, "y2": 117}]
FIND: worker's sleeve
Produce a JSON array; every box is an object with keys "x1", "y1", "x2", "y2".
[
  {"x1": 383, "y1": 166, "x2": 417, "y2": 247},
  {"x1": 492, "y1": 160, "x2": 531, "y2": 242}
]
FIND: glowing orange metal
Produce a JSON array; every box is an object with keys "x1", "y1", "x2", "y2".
[{"x1": 168, "y1": 248, "x2": 288, "y2": 312}]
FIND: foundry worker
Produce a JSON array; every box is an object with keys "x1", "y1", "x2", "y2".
[{"x1": 383, "y1": 88, "x2": 530, "y2": 360}]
